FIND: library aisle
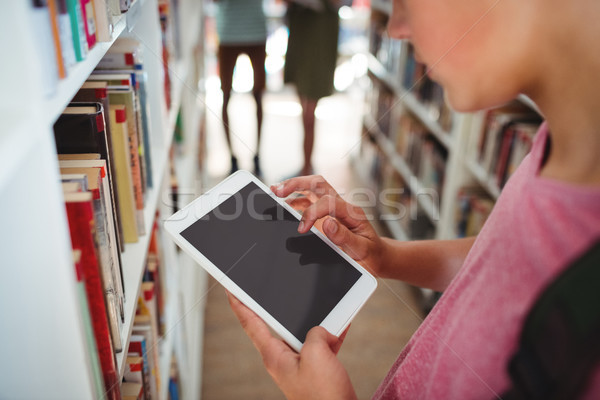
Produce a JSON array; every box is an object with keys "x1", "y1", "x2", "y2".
[{"x1": 198, "y1": 63, "x2": 425, "y2": 398}]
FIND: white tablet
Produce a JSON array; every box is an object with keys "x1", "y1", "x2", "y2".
[{"x1": 164, "y1": 170, "x2": 378, "y2": 351}]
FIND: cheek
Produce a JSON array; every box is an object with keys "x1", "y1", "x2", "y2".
[{"x1": 414, "y1": 15, "x2": 519, "y2": 111}]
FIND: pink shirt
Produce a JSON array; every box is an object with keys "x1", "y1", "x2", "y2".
[{"x1": 373, "y1": 123, "x2": 600, "y2": 399}]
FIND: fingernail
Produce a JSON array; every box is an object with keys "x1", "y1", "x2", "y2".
[
  {"x1": 328, "y1": 219, "x2": 338, "y2": 233},
  {"x1": 272, "y1": 182, "x2": 284, "y2": 192},
  {"x1": 298, "y1": 221, "x2": 305, "y2": 232}
]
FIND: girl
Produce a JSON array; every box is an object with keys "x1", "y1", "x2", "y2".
[{"x1": 228, "y1": 0, "x2": 600, "y2": 398}]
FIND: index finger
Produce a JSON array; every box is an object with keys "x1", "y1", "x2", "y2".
[{"x1": 271, "y1": 175, "x2": 338, "y2": 199}]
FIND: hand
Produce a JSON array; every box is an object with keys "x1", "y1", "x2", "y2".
[
  {"x1": 227, "y1": 291, "x2": 357, "y2": 400},
  {"x1": 272, "y1": 175, "x2": 386, "y2": 277}
]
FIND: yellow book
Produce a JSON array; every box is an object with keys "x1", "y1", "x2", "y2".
[
  {"x1": 109, "y1": 105, "x2": 138, "y2": 243},
  {"x1": 109, "y1": 89, "x2": 146, "y2": 236}
]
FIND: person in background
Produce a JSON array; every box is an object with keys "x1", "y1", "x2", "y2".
[
  {"x1": 284, "y1": 0, "x2": 340, "y2": 176},
  {"x1": 228, "y1": 0, "x2": 600, "y2": 398},
  {"x1": 215, "y1": 0, "x2": 267, "y2": 176}
]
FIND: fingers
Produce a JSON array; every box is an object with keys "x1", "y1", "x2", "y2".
[
  {"x1": 298, "y1": 195, "x2": 365, "y2": 234},
  {"x1": 271, "y1": 175, "x2": 338, "y2": 200},
  {"x1": 226, "y1": 291, "x2": 295, "y2": 369},
  {"x1": 285, "y1": 196, "x2": 313, "y2": 212}
]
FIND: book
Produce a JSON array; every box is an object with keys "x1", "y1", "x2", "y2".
[
  {"x1": 59, "y1": 158, "x2": 126, "y2": 320},
  {"x1": 108, "y1": 88, "x2": 146, "y2": 235},
  {"x1": 66, "y1": 0, "x2": 88, "y2": 61},
  {"x1": 72, "y1": 249, "x2": 106, "y2": 399},
  {"x1": 89, "y1": 73, "x2": 147, "y2": 187},
  {"x1": 129, "y1": 334, "x2": 153, "y2": 400},
  {"x1": 124, "y1": 356, "x2": 148, "y2": 399},
  {"x1": 60, "y1": 161, "x2": 125, "y2": 348},
  {"x1": 90, "y1": 70, "x2": 151, "y2": 191},
  {"x1": 54, "y1": 102, "x2": 124, "y2": 252},
  {"x1": 47, "y1": 0, "x2": 66, "y2": 79},
  {"x1": 137, "y1": 282, "x2": 160, "y2": 365},
  {"x1": 145, "y1": 219, "x2": 166, "y2": 335},
  {"x1": 92, "y1": 0, "x2": 113, "y2": 42},
  {"x1": 109, "y1": 104, "x2": 139, "y2": 243},
  {"x1": 55, "y1": 0, "x2": 77, "y2": 75},
  {"x1": 64, "y1": 192, "x2": 121, "y2": 400},
  {"x1": 455, "y1": 187, "x2": 495, "y2": 237},
  {"x1": 72, "y1": 81, "x2": 125, "y2": 251},
  {"x1": 121, "y1": 382, "x2": 143, "y2": 400},
  {"x1": 79, "y1": 0, "x2": 97, "y2": 50},
  {"x1": 61, "y1": 180, "x2": 83, "y2": 193},
  {"x1": 168, "y1": 357, "x2": 181, "y2": 400},
  {"x1": 505, "y1": 123, "x2": 538, "y2": 180},
  {"x1": 61, "y1": 172, "x2": 88, "y2": 191},
  {"x1": 133, "y1": 316, "x2": 160, "y2": 399}
]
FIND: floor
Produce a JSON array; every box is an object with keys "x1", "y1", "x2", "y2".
[{"x1": 198, "y1": 69, "x2": 425, "y2": 398}]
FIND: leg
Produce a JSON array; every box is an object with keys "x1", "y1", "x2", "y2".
[
  {"x1": 300, "y1": 95, "x2": 318, "y2": 176},
  {"x1": 218, "y1": 45, "x2": 239, "y2": 172},
  {"x1": 248, "y1": 43, "x2": 267, "y2": 175}
]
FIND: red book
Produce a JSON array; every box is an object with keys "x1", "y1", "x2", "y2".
[
  {"x1": 65, "y1": 192, "x2": 120, "y2": 400},
  {"x1": 79, "y1": 0, "x2": 97, "y2": 49}
]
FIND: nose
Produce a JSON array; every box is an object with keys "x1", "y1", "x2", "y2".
[{"x1": 387, "y1": 1, "x2": 411, "y2": 40}]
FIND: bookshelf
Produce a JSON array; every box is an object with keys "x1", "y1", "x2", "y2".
[
  {"x1": 0, "y1": 0, "x2": 206, "y2": 398},
  {"x1": 360, "y1": 1, "x2": 541, "y2": 243}
]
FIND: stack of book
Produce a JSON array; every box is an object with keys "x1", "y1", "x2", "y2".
[
  {"x1": 118, "y1": 213, "x2": 169, "y2": 400},
  {"x1": 367, "y1": 79, "x2": 395, "y2": 136},
  {"x1": 396, "y1": 114, "x2": 448, "y2": 196},
  {"x1": 454, "y1": 187, "x2": 496, "y2": 238},
  {"x1": 470, "y1": 101, "x2": 541, "y2": 190}
]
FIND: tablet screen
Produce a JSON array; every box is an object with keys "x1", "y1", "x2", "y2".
[{"x1": 180, "y1": 182, "x2": 361, "y2": 342}]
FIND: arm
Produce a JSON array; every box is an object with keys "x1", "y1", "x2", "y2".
[
  {"x1": 377, "y1": 237, "x2": 475, "y2": 292},
  {"x1": 273, "y1": 175, "x2": 475, "y2": 292}
]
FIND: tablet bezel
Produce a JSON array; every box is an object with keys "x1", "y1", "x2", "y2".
[{"x1": 164, "y1": 170, "x2": 378, "y2": 351}]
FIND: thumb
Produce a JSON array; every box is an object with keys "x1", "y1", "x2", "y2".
[
  {"x1": 323, "y1": 218, "x2": 361, "y2": 257},
  {"x1": 304, "y1": 326, "x2": 340, "y2": 354}
]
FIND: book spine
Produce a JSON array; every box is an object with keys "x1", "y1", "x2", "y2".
[
  {"x1": 92, "y1": 0, "x2": 112, "y2": 42},
  {"x1": 65, "y1": 200, "x2": 121, "y2": 400},
  {"x1": 89, "y1": 174, "x2": 124, "y2": 352},
  {"x1": 47, "y1": 0, "x2": 67, "y2": 79},
  {"x1": 72, "y1": 250, "x2": 106, "y2": 399},
  {"x1": 129, "y1": 337, "x2": 152, "y2": 400},
  {"x1": 137, "y1": 68, "x2": 154, "y2": 188},
  {"x1": 126, "y1": 105, "x2": 145, "y2": 236},
  {"x1": 56, "y1": 0, "x2": 77, "y2": 73},
  {"x1": 109, "y1": 106, "x2": 139, "y2": 243},
  {"x1": 80, "y1": 0, "x2": 97, "y2": 49},
  {"x1": 66, "y1": 0, "x2": 88, "y2": 61}
]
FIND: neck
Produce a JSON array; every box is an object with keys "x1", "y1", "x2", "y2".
[{"x1": 525, "y1": 4, "x2": 600, "y2": 185}]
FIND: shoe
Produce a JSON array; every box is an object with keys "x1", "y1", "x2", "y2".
[
  {"x1": 253, "y1": 155, "x2": 262, "y2": 178},
  {"x1": 230, "y1": 155, "x2": 239, "y2": 175}
]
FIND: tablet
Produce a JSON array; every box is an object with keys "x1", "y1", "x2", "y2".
[{"x1": 164, "y1": 170, "x2": 377, "y2": 351}]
